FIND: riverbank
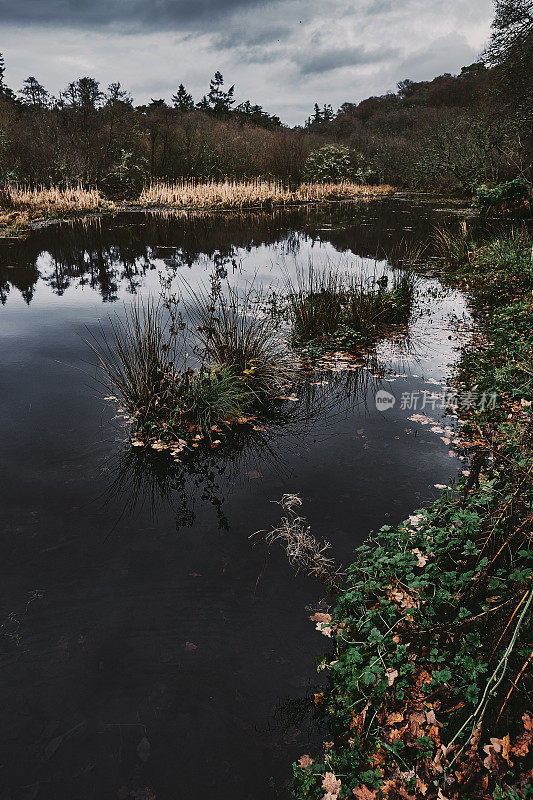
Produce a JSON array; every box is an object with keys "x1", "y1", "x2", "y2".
[
  {"x1": 0, "y1": 180, "x2": 395, "y2": 239},
  {"x1": 292, "y1": 229, "x2": 533, "y2": 799}
]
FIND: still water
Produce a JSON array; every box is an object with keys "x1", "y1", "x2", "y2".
[{"x1": 0, "y1": 200, "x2": 469, "y2": 800}]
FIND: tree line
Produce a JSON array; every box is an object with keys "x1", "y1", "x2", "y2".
[{"x1": 0, "y1": 0, "x2": 530, "y2": 193}]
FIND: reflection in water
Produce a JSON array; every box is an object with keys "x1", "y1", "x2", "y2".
[
  {"x1": 103, "y1": 363, "x2": 384, "y2": 529},
  {"x1": 0, "y1": 199, "x2": 463, "y2": 306},
  {"x1": 0, "y1": 200, "x2": 472, "y2": 800}
]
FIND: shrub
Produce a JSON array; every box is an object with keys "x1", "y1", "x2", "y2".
[
  {"x1": 474, "y1": 177, "x2": 531, "y2": 217},
  {"x1": 302, "y1": 145, "x2": 372, "y2": 183}
]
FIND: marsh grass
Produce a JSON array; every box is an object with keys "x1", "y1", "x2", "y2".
[
  {"x1": 138, "y1": 179, "x2": 395, "y2": 209},
  {"x1": 186, "y1": 282, "x2": 296, "y2": 397},
  {"x1": 90, "y1": 280, "x2": 299, "y2": 445},
  {"x1": 286, "y1": 266, "x2": 416, "y2": 349},
  {"x1": 2, "y1": 183, "x2": 112, "y2": 216},
  {"x1": 87, "y1": 298, "x2": 178, "y2": 427}
]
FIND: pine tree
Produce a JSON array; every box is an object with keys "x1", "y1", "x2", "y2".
[
  {"x1": 19, "y1": 76, "x2": 50, "y2": 107},
  {"x1": 171, "y1": 83, "x2": 194, "y2": 112},
  {"x1": 204, "y1": 71, "x2": 235, "y2": 116},
  {"x1": 0, "y1": 53, "x2": 15, "y2": 100}
]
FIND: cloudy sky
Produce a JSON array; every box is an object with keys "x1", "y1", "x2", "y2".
[{"x1": 1, "y1": 0, "x2": 494, "y2": 124}]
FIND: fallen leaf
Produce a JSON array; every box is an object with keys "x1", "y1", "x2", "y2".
[
  {"x1": 386, "y1": 668, "x2": 399, "y2": 686},
  {"x1": 412, "y1": 548, "x2": 428, "y2": 567},
  {"x1": 322, "y1": 772, "x2": 341, "y2": 796},
  {"x1": 352, "y1": 786, "x2": 376, "y2": 799}
]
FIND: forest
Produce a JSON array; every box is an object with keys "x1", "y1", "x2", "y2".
[{"x1": 0, "y1": 0, "x2": 530, "y2": 194}]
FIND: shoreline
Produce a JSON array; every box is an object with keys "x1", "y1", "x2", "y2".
[
  {"x1": 0, "y1": 188, "x2": 475, "y2": 242},
  {"x1": 292, "y1": 228, "x2": 532, "y2": 799}
]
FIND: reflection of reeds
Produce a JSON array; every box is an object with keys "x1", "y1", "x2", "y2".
[{"x1": 139, "y1": 179, "x2": 395, "y2": 209}]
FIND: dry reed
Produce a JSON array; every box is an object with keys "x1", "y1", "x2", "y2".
[
  {"x1": 2, "y1": 184, "x2": 112, "y2": 214},
  {"x1": 138, "y1": 179, "x2": 395, "y2": 208}
]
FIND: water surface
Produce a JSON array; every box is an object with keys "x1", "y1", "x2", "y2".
[{"x1": 0, "y1": 200, "x2": 469, "y2": 800}]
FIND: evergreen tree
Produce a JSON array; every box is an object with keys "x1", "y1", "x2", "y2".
[
  {"x1": 0, "y1": 53, "x2": 15, "y2": 100},
  {"x1": 204, "y1": 71, "x2": 235, "y2": 116},
  {"x1": 171, "y1": 83, "x2": 194, "y2": 112},
  {"x1": 19, "y1": 76, "x2": 50, "y2": 107},
  {"x1": 106, "y1": 82, "x2": 132, "y2": 106}
]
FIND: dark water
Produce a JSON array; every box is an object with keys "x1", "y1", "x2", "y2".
[{"x1": 0, "y1": 200, "x2": 470, "y2": 800}]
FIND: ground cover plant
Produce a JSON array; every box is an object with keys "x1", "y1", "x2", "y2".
[{"x1": 286, "y1": 227, "x2": 533, "y2": 800}]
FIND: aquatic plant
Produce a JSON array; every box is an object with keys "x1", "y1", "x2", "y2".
[
  {"x1": 138, "y1": 179, "x2": 394, "y2": 209},
  {"x1": 286, "y1": 266, "x2": 416, "y2": 349},
  {"x1": 186, "y1": 281, "x2": 296, "y2": 397},
  {"x1": 181, "y1": 364, "x2": 246, "y2": 430},
  {"x1": 87, "y1": 298, "x2": 178, "y2": 427},
  {"x1": 2, "y1": 183, "x2": 112, "y2": 215}
]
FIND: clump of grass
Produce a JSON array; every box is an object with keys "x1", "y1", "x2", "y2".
[
  {"x1": 181, "y1": 365, "x2": 246, "y2": 430},
  {"x1": 433, "y1": 220, "x2": 475, "y2": 267},
  {"x1": 2, "y1": 183, "x2": 112, "y2": 216},
  {"x1": 286, "y1": 267, "x2": 415, "y2": 350},
  {"x1": 138, "y1": 179, "x2": 394, "y2": 209},
  {"x1": 89, "y1": 282, "x2": 298, "y2": 448},
  {"x1": 437, "y1": 225, "x2": 533, "y2": 305},
  {"x1": 287, "y1": 266, "x2": 344, "y2": 341},
  {"x1": 87, "y1": 298, "x2": 178, "y2": 428},
  {"x1": 187, "y1": 282, "x2": 296, "y2": 397}
]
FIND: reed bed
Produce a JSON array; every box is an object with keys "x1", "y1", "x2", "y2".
[
  {"x1": 138, "y1": 179, "x2": 394, "y2": 208},
  {"x1": 1, "y1": 184, "x2": 112, "y2": 215}
]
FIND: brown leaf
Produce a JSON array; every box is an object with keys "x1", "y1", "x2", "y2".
[
  {"x1": 322, "y1": 772, "x2": 341, "y2": 795},
  {"x1": 352, "y1": 786, "x2": 376, "y2": 800},
  {"x1": 351, "y1": 701, "x2": 370, "y2": 735},
  {"x1": 386, "y1": 668, "x2": 399, "y2": 686},
  {"x1": 387, "y1": 712, "x2": 405, "y2": 725},
  {"x1": 511, "y1": 712, "x2": 533, "y2": 757}
]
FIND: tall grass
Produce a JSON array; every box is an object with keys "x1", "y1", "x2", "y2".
[
  {"x1": 87, "y1": 299, "x2": 178, "y2": 425},
  {"x1": 186, "y1": 283, "x2": 295, "y2": 397},
  {"x1": 1, "y1": 183, "x2": 111, "y2": 214},
  {"x1": 138, "y1": 179, "x2": 395, "y2": 208},
  {"x1": 89, "y1": 284, "x2": 297, "y2": 441},
  {"x1": 286, "y1": 267, "x2": 415, "y2": 347}
]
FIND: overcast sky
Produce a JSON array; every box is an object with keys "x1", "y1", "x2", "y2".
[{"x1": 1, "y1": 0, "x2": 494, "y2": 125}]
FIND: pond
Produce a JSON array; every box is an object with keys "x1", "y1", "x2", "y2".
[{"x1": 0, "y1": 199, "x2": 470, "y2": 800}]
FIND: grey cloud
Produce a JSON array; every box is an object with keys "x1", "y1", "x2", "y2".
[
  {"x1": 0, "y1": 0, "x2": 277, "y2": 31},
  {"x1": 299, "y1": 45, "x2": 398, "y2": 76}
]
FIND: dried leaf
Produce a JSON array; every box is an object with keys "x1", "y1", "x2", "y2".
[
  {"x1": 386, "y1": 668, "x2": 399, "y2": 686},
  {"x1": 322, "y1": 772, "x2": 341, "y2": 795},
  {"x1": 352, "y1": 786, "x2": 376, "y2": 799}
]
